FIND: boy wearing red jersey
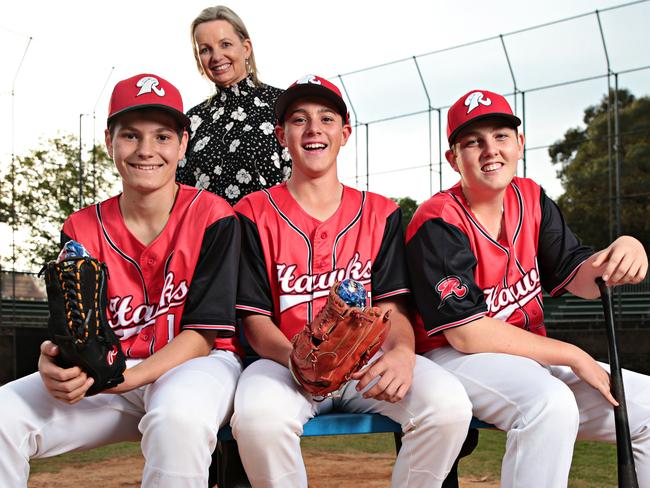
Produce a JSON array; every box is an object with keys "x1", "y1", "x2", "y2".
[
  {"x1": 406, "y1": 89, "x2": 650, "y2": 487},
  {"x1": 231, "y1": 75, "x2": 472, "y2": 488},
  {"x1": 0, "y1": 74, "x2": 241, "y2": 487}
]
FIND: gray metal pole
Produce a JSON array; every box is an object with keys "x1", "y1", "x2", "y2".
[
  {"x1": 596, "y1": 9, "x2": 615, "y2": 243},
  {"x1": 79, "y1": 114, "x2": 84, "y2": 210},
  {"x1": 365, "y1": 124, "x2": 370, "y2": 191},
  {"x1": 10, "y1": 36, "x2": 32, "y2": 289},
  {"x1": 437, "y1": 109, "x2": 442, "y2": 191},
  {"x1": 614, "y1": 74, "x2": 622, "y2": 238},
  {"x1": 412, "y1": 56, "x2": 433, "y2": 196},
  {"x1": 499, "y1": 34, "x2": 518, "y2": 113},
  {"x1": 522, "y1": 91, "x2": 527, "y2": 178},
  {"x1": 607, "y1": 76, "x2": 614, "y2": 243},
  {"x1": 355, "y1": 123, "x2": 359, "y2": 189}
]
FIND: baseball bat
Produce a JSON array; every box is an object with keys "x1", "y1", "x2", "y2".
[{"x1": 596, "y1": 277, "x2": 639, "y2": 488}]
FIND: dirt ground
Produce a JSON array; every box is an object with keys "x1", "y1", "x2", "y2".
[{"x1": 28, "y1": 451, "x2": 498, "y2": 487}]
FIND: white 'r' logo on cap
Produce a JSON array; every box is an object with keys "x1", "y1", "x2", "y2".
[
  {"x1": 465, "y1": 92, "x2": 491, "y2": 114},
  {"x1": 295, "y1": 74, "x2": 321, "y2": 86},
  {"x1": 136, "y1": 76, "x2": 165, "y2": 97}
]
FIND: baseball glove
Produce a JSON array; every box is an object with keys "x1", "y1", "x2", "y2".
[
  {"x1": 40, "y1": 256, "x2": 126, "y2": 395},
  {"x1": 289, "y1": 282, "x2": 391, "y2": 398}
]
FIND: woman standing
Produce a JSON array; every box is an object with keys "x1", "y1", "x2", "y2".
[{"x1": 177, "y1": 5, "x2": 291, "y2": 204}]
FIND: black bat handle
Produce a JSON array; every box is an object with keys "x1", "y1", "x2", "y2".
[{"x1": 596, "y1": 277, "x2": 639, "y2": 488}]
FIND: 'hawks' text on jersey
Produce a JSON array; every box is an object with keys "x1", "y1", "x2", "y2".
[
  {"x1": 406, "y1": 177, "x2": 593, "y2": 353},
  {"x1": 235, "y1": 183, "x2": 410, "y2": 340},
  {"x1": 62, "y1": 184, "x2": 241, "y2": 359}
]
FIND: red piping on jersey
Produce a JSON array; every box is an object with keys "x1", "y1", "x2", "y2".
[
  {"x1": 427, "y1": 311, "x2": 487, "y2": 336},
  {"x1": 188, "y1": 189, "x2": 203, "y2": 209},
  {"x1": 96, "y1": 203, "x2": 150, "y2": 305},
  {"x1": 332, "y1": 191, "x2": 366, "y2": 269},
  {"x1": 448, "y1": 192, "x2": 510, "y2": 258},
  {"x1": 549, "y1": 257, "x2": 589, "y2": 296},
  {"x1": 185, "y1": 324, "x2": 236, "y2": 332},
  {"x1": 511, "y1": 182, "x2": 524, "y2": 245},
  {"x1": 236, "y1": 304, "x2": 273, "y2": 316},
  {"x1": 263, "y1": 188, "x2": 314, "y2": 322},
  {"x1": 374, "y1": 288, "x2": 410, "y2": 301}
]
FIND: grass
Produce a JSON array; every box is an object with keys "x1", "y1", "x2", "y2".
[
  {"x1": 30, "y1": 442, "x2": 141, "y2": 474},
  {"x1": 30, "y1": 429, "x2": 619, "y2": 486},
  {"x1": 306, "y1": 429, "x2": 618, "y2": 486}
]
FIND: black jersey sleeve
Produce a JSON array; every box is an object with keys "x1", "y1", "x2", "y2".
[
  {"x1": 537, "y1": 190, "x2": 594, "y2": 296},
  {"x1": 371, "y1": 208, "x2": 411, "y2": 302},
  {"x1": 181, "y1": 214, "x2": 240, "y2": 336},
  {"x1": 236, "y1": 212, "x2": 274, "y2": 316},
  {"x1": 406, "y1": 218, "x2": 487, "y2": 334}
]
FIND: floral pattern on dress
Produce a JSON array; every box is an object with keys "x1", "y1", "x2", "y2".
[
  {"x1": 196, "y1": 173, "x2": 210, "y2": 189},
  {"x1": 271, "y1": 152, "x2": 280, "y2": 169},
  {"x1": 260, "y1": 122, "x2": 274, "y2": 135},
  {"x1": 189, "y1": 115, "x2": 202, "y2": 136},
  {"x1": 177, "y1": 76, "x2": 292, "y2": 205},
  {"x1": 212, "y1": 107, "x2": 225, "y2": 121},
  {"x1": 193, "y1": 136, "x2": 210, "y2": 152},
  {"x1": 236, "y1": 169, "x2": 252, "y2": 184},
  {"x1": 225, "y1": 184, "x2": 241, "y2": 200}
]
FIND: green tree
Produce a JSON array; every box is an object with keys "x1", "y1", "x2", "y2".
[
  {"x1": 548, "y1": 89, "x2": 650, "y2": 250},
  {"x1": 1, "y1": 134, "x2": 118, "y2": 270},
  {"x1": 393, "y1": 196, "x2": 418, "y2": 231}
]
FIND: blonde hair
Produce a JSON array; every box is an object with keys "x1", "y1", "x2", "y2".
[{"x1": 190, "y1": 5, "x2": 260, "y2": 87}]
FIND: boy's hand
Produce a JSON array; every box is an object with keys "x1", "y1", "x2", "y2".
[
  {"x1": 569, "y1": 351, "x2": 618, "y2": 407},
  {"x1": 351, "y1": 346, "x2": 415, "y2": 403},
  {"x1": 38, "y1": 340, "x2": 94, "y2": 404},
  {"x1": 593, "y1": 236, "x2": 648, "y2": 287}
]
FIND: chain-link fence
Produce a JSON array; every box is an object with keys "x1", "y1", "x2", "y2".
[{"x1": 333, "y1": 0, "x2": 650, "y2": 241}]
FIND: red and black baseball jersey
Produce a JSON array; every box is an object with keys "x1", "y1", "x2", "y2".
[
  {"x1": 235, "y1": 183, "x2": 409, "y2": 340},
  {"x1": 61, "y1": 184, "x2": 241, "y2": 359},
  {"x1": 405, "y1": 177, "x2": 593, "y2": 353}
]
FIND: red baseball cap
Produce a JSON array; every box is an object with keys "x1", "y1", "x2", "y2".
[
  {"x1": 275, "y1": 74, "x2": 350, "y2": 125},
  {"x1": 447, "y1": 89, "x2": 521, "y2": 145},
  {"x1": 107, "y1": 73, "x2": 190, "y2": 129}
]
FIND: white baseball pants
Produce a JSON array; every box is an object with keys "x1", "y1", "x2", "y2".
[
  {"x1": 230, "y1": 354, "x2": 473, "y2": 488},
  {"x1": 0, "y1": 349, "x2": 242, "y2": 488},
  {"x1": 424, "y1": 346, "x2": 650, "y2": 488}
]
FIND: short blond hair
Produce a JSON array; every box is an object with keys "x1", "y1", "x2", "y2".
[{"x1": 190, "y1": 5, "x2": 260, "y2": 86}]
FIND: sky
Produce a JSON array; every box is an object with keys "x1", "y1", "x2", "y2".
[{"x1": 2, "y1": 0, "x2": 650, "y2": 269}]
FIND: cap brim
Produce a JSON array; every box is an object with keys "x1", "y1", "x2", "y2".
[
  {"x1": 107, "y1": 104, "x2": 190, "y2": 129},
  {"x1": 448, "y1": 113, "x2": 521, "y2": 145},
  {"x1": 275, "y1": 84, "x2": 348, "y2": 124}
]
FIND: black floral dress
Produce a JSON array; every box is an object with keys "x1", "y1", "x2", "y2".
[{"x1": 177, "y1": 76, "x2": 291, "y2": 204}]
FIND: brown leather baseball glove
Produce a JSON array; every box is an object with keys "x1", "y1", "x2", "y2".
[{"x1": 289, "y1": 282, "x2": 391, "y2": 398}]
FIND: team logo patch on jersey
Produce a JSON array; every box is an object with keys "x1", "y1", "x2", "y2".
[
  {"x1": 436, "y1": 276, "x2": 468, "y2": 305},
  {"x1": 464, "y1": 91, "x2": 491, "y2": 114},
  {"x1": 136, "y1": 76, "x2": 165, "y2": 97}
]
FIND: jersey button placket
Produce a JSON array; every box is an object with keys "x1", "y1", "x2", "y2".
[{"x1": 314, "y1": 229, "x2": 330, "y2": 271}]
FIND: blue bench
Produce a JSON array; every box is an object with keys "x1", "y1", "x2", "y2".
[{"x1": 210, "y1": 412, "x2": 494, "y2": 487}]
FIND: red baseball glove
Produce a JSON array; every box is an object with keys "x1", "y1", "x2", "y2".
[{"x1": 289, "y1": 282, "x2": 391, "y2": 398}]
